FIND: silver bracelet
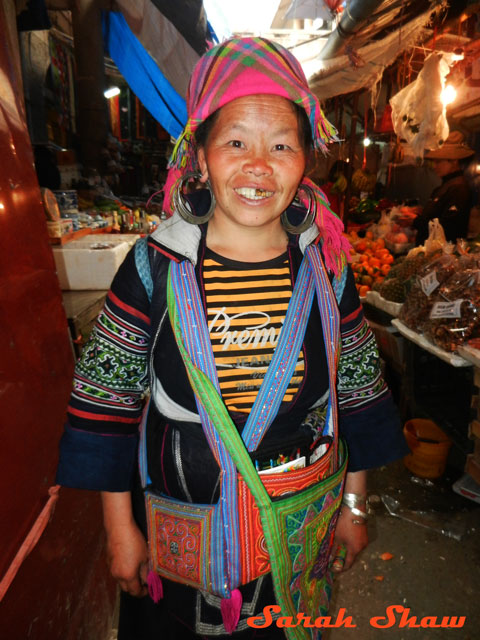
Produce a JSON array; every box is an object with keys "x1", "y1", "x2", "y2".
[
  {"x1": 342, "y1": 493, "x2": 369, "y2": 523},
  {"x1": 340, "y1": 505, "x2": 368, "y2": 525},
  {"x1": 342, "y1": 492, "x2": 367, "y2": 510},
  {"x1": 348, "y1": 506, "x2": 368, "y2": 520}
]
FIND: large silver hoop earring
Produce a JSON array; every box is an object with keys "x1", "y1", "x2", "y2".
[
  {"x1": 281, "y1": 183, "x2": 317, "y2": 234},
  {"x1": 173, "y1": 171, "x2": 216, "y2": 224}
]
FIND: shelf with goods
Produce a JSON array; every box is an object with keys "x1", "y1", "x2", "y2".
[
  {"x1": 43, "y1": 188, "x2": 156, "y2": 245},
  {"x1": 361, "y1": 273, "x2": 477, "y2": 473},
  {"x1": 391, "y1": 318, "x2": 471, "y2": 368},
  {"x1": 48, "y1": 224, "x2": 115, "y2": 245}
]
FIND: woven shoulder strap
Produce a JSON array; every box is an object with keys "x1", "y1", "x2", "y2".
[
  {"x1": 167, "y1": 276, "x2": 270, "y2": 502},
  {"x1": 134, "y1": 236, "x2": 154, "y2": 300},
  {"x1": 332, "y1": 259, "x2": 348, "y2": 302}
]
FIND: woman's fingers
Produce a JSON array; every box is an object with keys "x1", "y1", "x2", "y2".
[
  {"x1": 331, "y1": 544, "x2": 347, "y2": 572},
  {"x1": 118, "y1": 575, "x2": 148, "y2": 598}
]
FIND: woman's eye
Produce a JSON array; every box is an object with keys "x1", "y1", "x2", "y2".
[
  {"x1": 274, "y1": 144, "x2": 291, "y2": 151},
  {"x1": 228, "y1": 140, "x2": 244, "y2": 148}
]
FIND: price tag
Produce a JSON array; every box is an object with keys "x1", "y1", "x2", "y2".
[
  {"x1": 420, "y1": 271, "x2": 440, "y2": 296},
  {"x1": 430, "y1": 299, "x2": 463, "y2": 319}
]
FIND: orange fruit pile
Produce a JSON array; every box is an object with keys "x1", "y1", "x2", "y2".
[{"x1": 347, "y1": 231, "x2": 394, "y2": 297}]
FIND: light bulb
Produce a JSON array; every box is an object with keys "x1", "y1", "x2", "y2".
[
  {"x1": 104, "y1": 86, "x2": 121, "y2": 99},
  {"x1": 441, "y1": 85, "x2": 457, "y2": 105},
  {"x1": 452, "y1": 48, "x2": 464, "y2": 62},
  {"x1": 363, "y1": 137, "x2": 371, "y2": 147}
]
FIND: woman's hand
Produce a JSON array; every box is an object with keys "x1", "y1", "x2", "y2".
[
  {"x1": 330, "y1": 469, "x2": 369, "y2": 572},
  {"x1": 331, "y1": 507, "x2": 368, "y2": 572},
  {"x1": 102, "y1": 492, "x2": 149, "y2": 597}
]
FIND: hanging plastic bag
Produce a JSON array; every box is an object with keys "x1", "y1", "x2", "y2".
[
  {"x1": 374, "y1": 209, "x2": 392, "y2": 239},
  {"x1": 390, "y1": 53, "x2": 450, "y2": 158}
]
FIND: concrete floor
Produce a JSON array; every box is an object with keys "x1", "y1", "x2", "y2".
[{"x1": 324, "y1": 460, "x2": 480, "y2": 640}]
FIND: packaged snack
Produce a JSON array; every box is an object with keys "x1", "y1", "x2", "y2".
[
  {"x1": 399, "y1": 253, "x2": 456, "y2": 331},
  {"x1": 423, "y1": 270, "x2": 480, "y2": 351}
]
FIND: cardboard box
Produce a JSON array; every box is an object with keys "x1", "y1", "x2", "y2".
[
  {"x1": 52, "y1": 237, "x2": 135, "y2": 290},
  {"x1": 465, "y1": 454, "x2": 480, "y2": 485}
]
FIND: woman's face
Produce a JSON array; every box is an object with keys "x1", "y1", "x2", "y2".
[
  {"x1": 197, "y1": 94, "x2": 307, "y2": 232},
  {"x1": 430, "y1": 158, "x2": 458, "y2": 178}
]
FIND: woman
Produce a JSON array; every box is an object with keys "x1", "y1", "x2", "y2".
[
  {"x1": 56, "y1": 37, "x2": 407, "y2": 639},
  {"x1": 414, "y1": 130, "x2": 474, "y2": 245}
]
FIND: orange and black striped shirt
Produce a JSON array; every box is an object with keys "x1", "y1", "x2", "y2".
[{"x1": 203, "y1": 249, "x2": 304, "y2": 414}]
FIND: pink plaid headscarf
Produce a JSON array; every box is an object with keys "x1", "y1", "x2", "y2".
[{"x1": 163, "y1": 36, "x2": 349, "y2": 274}]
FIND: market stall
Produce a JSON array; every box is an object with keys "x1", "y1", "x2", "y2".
[{"x1": 353, "y1": 218, "x2": 480, "y2": 494}]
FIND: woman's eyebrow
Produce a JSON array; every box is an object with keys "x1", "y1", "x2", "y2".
[
  {"x1": 221, "y1": 122, "x2": 248, "y2": 134},
  {"x1": 223, "y1": 123, "x2": 297, "y2": 137},
  {"x1": 271, "y1": 126, "x2": 298, "y2": 137}
]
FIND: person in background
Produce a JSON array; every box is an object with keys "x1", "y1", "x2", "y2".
[
  {"x1": 414, "y1": 131, "x2": 475, "y2": 245},
  {"x1": 56, "y1": 36, "x2": 407, "y2": 639},
  {"x1": 320, "y1": 160, "x2": 348, "y2": 218}
]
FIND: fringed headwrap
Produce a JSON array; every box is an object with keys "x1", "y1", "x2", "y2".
[
  {"x1": 163, "y1": 36, "x2": 349, "y2": 275},
  {"x1": 300, "y1": 177, "x2": 351, "y2": 276}
]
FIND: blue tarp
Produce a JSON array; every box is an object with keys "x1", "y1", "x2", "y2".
[{"x1": 102, "y1": 11, "x2": 187, "y2": 139}]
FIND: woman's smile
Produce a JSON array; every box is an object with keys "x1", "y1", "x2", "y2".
[{"x1": 234, "y1": 187, "x2": 274, "y2": 201}]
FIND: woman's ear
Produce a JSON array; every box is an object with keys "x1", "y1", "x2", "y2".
[{"x1": 197, "y1": 147, "x2": 209, "y2": 183}]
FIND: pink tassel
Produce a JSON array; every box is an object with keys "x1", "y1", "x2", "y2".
[
  {"x1": 163, "y1": 167, "x2": 182, "y2": 216},
  {"x1": 220, "y1": 589, "x2": 242, "y2": 634},
  {"x1": 301, "y1": 177, "x2": 351, "y2": 276},
  {"x1": 147, "y1": 570, "x2": 164, "y2": 603}
]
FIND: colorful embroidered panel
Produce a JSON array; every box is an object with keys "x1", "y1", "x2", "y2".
[
  {"x1": 337, "y1": 309, "x2": 388, "y2": 410},
  {"x1": 70, "y1": 294, "x2": 149, "y2": 422},
  {"x1": 237, "y1": 440, "x2": 336, "y2": 585},
  {"x1": 146, "y1": 492, "x2": 214, "y2": 590}
]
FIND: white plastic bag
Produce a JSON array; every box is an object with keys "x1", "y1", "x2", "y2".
[
  {"x1": 424, "y1": 218, "x2": 447, "y2": 254},
  {"x1": 390, "y1": 53, "x2": 450, "y2": 158}
]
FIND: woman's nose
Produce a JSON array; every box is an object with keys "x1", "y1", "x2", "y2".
[{"x1": 242, "y1": 152, "x2": 272, "y2": 176}]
